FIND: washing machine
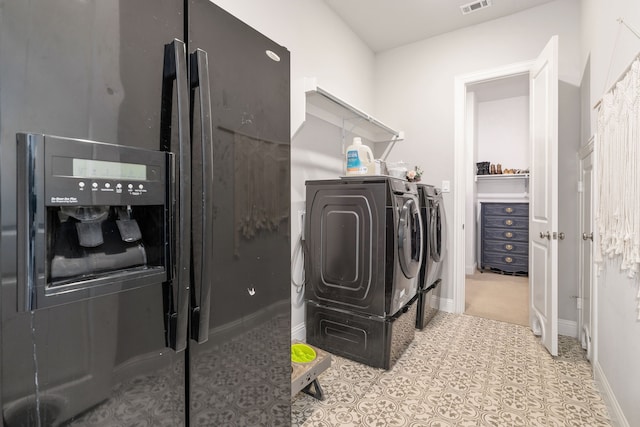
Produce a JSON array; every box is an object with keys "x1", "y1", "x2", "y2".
[
  {"x1": 416, "y1": 184, "x2": 447, "y2": 329},
  {"x1": 304, "y1": 176, "x2": 423, "y2": 369}
]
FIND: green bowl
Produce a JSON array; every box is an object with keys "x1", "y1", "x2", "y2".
[{"x1": 291, "y1": 343, "x2": 316, "y2": 363}]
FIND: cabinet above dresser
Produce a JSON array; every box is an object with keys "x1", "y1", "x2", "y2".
[{"x1": 480, "y1": 202, "x2": 529, "y2": 275}]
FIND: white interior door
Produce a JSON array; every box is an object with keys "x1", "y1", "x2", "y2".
[
  {"x1": 529, "y1": 36, "x2": 559, "y2": 356},
  {"x1": 579, "y1": 142, "x2": 594, "y2": 360}
]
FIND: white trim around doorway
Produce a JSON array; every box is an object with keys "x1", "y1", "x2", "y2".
[{"x1": 453, "y1": 60, "x2": 535, "y2": 314}]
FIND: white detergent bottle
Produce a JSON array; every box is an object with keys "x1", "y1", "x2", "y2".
[{"x1": 345, "y1": 137, "x2": 374, "y2": 176}]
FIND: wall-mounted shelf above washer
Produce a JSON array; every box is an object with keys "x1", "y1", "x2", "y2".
[{"x1": 303, "y1": 78, "x2": 404, "y2": 144}]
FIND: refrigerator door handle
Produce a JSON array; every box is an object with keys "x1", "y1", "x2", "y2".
[
  {"x1": 161, "y1": 39, "x2": 191, "y2": 352},
  {"x1": 189, "y1": 48, "x2": 213, "y2": 343}
]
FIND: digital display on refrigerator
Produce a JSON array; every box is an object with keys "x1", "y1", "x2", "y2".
[{"x1": 72, "y1": 158, "x2": 147, "y2": 181}]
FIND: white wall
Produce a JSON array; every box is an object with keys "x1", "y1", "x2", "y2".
[
  {"x1": 210, "y1": 1, "x2": 377, "y2": 339},
  {"x1": 476, "y1": 96, "x2": 529, "y2": 170},
  {"x1": 582, "y1": 1, "x2": 640, "y2": 426},
  {"x1": 374, "y1": 0, "x2": 582, "y2": 308}
]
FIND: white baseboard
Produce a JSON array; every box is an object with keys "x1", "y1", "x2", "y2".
[
  {"x1": 594, "y1": 361, "x2": 630, "y2": 427},
  {"x1": 558, "y1": 319, "x2": 578, "y2": 338},
  {"x1": 465, "y1": 263, "x2": 477, "y2": 275},
  {"x1": 291, "y1": 322, "x2": 306, "y2": 342},
  {"x1": 435, "y1": 296, "x2": 455, "y2": 313}
]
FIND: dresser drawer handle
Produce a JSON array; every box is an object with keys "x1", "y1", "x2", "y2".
[
  {"x1": 505, "y1": 257, "x2": 513, "y2": 263},
  {"x1": 505, "y1": 244, "x2": 514, "y2": 251},
  {"x1": 505, "y1": 231, "x2": 514, "y2": 238},
  {"x1": 505, "y1": 219, "x2": 514, "y2": 226},
  {"x1": 505, "y1": 207, "x2": 514, "y2": 213}
]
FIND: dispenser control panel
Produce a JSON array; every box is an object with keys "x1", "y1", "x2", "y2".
[{"x1": 40, "y1": 135, "x2": 168, "y2": 206}]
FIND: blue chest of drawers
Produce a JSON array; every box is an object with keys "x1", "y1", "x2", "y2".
[{"x1": 480, "y1": 202, "x2": 529, "y2": 275}]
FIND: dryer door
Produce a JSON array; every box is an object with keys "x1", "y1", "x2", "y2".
[{"x1": 398, "y1": 197, "x2": 422, "y2": 279}]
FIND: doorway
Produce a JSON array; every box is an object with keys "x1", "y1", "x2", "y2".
[
  {"x1": 454, "y1": 37, "x2": 562, "y2": 356},
  {"x1": 452, "y1": 60, "x2": 534, "y2": 321},
  {"x1": 465, "y1": 72, "x2": 531, "y2": 326},
  {"x1": 465, "y1": 271, "x2": 529, "y2": 325}
]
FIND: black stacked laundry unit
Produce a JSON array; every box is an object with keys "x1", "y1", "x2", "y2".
[{"x1": 304, "y1": 177, "x2": 423, "y2": 369}]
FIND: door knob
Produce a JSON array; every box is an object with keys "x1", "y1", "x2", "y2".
[
  {"x1": 539, "y1": 231, "x2": 551, "y2": 239},
  {"x1": 582, "y1": 232, "x2": 593, "y2": 241},
  {"x1": 554, "y1": 232, "x2": 565, "y2": 240}
]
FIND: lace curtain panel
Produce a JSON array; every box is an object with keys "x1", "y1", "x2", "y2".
[{"x1": 595, "y1": 57, "x2": 640, "y2": 318}]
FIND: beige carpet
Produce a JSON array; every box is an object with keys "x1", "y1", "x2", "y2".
[{"x1": 465, "y1": 271, "x2": 529, "y2": 326}]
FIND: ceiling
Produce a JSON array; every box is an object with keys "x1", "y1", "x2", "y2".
[{"x1": 323, "y1": 0, "x2": 556, "y2": 53}]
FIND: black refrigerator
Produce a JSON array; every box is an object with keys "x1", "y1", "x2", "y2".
[{"x1": 0, "y1": 1, "x2": 291, "y2": 426}]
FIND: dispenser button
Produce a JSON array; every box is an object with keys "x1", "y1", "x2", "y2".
[
  {"x1": 105, "y1": 183, "x2": 111, "y2": 189},
  {"x1": 138, "y1": 184, "x2": 144, "y2": 190},
  {"x1": 92, "y1": 182, "x2": 98, "y2": 189},
  {"x1": 116, "y1": 183, "x2": 122, "y2": 189},
  {"x1": 79, "y1": 182, "x2": 85, "y2": 188},
  {"x1": 128, "y1": 184, "x2": 134, "y2": 190}
]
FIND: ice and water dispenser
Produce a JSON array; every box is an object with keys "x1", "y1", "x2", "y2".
[{"x1": 17, "y1": 134, "x2": 171, "y2": 310}]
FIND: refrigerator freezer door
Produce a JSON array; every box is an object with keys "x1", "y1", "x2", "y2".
[{"x1": 0, "y1": 0, "x2": 188, "y2": 425}]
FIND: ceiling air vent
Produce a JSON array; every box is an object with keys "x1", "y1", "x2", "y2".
[{"x1": 460, "y1": 0, "x2": 492, "y2": 15}]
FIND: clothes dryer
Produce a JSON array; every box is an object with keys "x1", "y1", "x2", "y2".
[
  {"x1": 304, "y1": 177, "x2": 423, "y2": 369},
  {"x1": 416, "y1": 184, "x2": 447, "y2": 329},
  {"x1": 304, "y1": 177, "x2": 422, "y2": 317}
]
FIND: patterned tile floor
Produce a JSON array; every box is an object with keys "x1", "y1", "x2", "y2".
[{"x1": 291, "y1": 312, "x2": 612, "y2": 427}]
